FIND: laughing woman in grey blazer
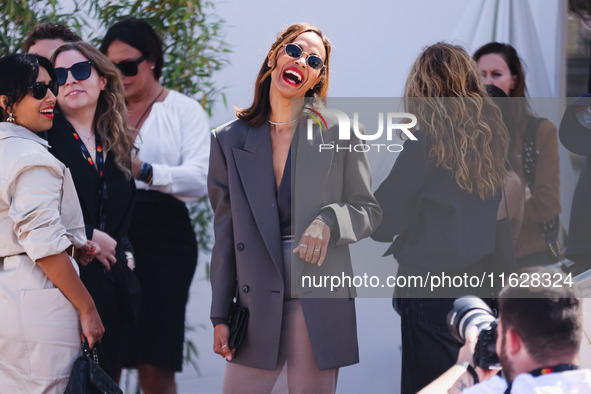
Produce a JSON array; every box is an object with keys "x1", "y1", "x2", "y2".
[{"x1": 208, "y1": 23, "x2": 381, "y2": 394}]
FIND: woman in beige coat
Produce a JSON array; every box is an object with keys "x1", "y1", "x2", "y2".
[{"x1": 0, "y1": 54, "x2": 103, "y2": 393}]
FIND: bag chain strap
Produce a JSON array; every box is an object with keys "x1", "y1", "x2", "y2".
[{"x1": 522, "y1": 117, "x2": 561, "y2": 259}]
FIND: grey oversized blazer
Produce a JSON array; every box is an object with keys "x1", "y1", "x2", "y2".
[{"x1": 208, "y1": 115, "x2": 381, "y2": 370}]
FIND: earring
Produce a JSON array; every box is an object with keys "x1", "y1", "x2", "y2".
[
  {"x1": 7, "y1": 113, "x2": 15, "y2": 124},
  {"x1": 150, "y1": 65, "x2": 155, "y2": 70}
]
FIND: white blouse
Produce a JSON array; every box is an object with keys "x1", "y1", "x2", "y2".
[
  {"x1": 135, "y1": 89, "x2": 210, "y2": 204},
  {"x1": 0, "y1": 122, "x2": 86, "y2": 261}
]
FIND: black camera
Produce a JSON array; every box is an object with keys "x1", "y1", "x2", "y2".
[{"x1": 446, "y1": 296, "x2": 501, "y2": 370}]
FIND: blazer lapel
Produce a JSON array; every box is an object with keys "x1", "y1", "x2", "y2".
[{"x1": 233, "y1": 123, "x2": 284, "y2": 276}]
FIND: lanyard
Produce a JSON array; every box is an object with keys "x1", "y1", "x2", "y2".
[
  {"x1": 72, "y1": 131, "x2": 108, "y2": 230},
  {"x1": 504, "y1": 364, "x2": 579, "y2": 394}
]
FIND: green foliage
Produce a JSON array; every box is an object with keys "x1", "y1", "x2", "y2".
[
  {"x1": 0, "y1": 0, "x2": 83, "y2": 55},
  {"x1": 190, "y1": 196, "x2": 214, "y2": 256}
]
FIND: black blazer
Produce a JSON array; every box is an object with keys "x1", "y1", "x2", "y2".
[{"x1": 372, "y1": 131, "x2": 500, "y2": 271}]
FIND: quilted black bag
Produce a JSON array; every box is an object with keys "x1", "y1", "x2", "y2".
[{"x1": 64, "y1": 340, "x2": 122, "y2": 394}]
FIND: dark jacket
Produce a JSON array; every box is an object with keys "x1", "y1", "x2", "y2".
[{"x1": 372, "y1": 132, "x2": 500, "y2": 271}]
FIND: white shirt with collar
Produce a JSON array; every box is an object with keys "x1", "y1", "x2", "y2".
[
  {"x1": 463, "y1": 369, "x2": 591, "y2": 394},
  {"x1": 134, "y1": 89, "x2": 210, "y2": 204}
]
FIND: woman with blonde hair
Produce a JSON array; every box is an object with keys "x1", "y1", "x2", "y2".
[
  {"x1": 209, "y1": 23, "x2": 380, "y2": 393},
  {"x1": 48, "y1": 41, "x2": 136, "y2": 379},
  {"x1": 372, "y1": 43, "x2": 509, "y2": 394}
]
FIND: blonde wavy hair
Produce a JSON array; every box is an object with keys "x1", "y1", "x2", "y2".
[
  {"x1": 51, "y1": 41, "x2": 135, "y2": 178},
  {"x1": 404, "y1": 43, "x2": 509, "y2": 199}
]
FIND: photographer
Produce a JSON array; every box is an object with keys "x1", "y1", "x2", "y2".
[{"x1": 420, "y1": 268, "x2": 591, "y2": 393}]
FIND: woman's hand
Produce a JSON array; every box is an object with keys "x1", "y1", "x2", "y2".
[
  {"x1": 213, "y1": 323, "x2": 235, "y2": 361},
  {"x1": 74, "y1": 240, "x2": 101, "y2": 266},
  {"x1": 293, "y1": 218, "x2": 330, "y2": 266},
  {"x1": 79, "y1": 307, "x2": 105, "y2": 350},
  {"x1": 91, "y1": 229, "x2": 117, "y2": 271}
]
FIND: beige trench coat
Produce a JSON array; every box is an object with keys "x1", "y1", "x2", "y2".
[{"x1": 0, "y1": 123, "x2": 86, "y2": 394}]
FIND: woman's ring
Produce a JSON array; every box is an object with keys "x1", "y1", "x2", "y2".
[
  {"x1": 221, "y1": 345, "x2": 228, "y2": 348},
  {"x1": 300, "y1": 244, "x2": 308, "y2": 247},
  {"x1": 314, "y1": 249, "x2": 321, "y2": 252}
]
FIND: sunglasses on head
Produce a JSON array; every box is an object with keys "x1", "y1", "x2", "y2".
[
  {"x1": 283, "y1": 43, "x2": 324, "y2": 70},
  {"x1": 29, "y1": 81, "x2": 59, "y2": 100},
  {"x1": 113, "y1": 55, "x2": 146, "y2": 77},
  {"x1": 54, "y1": 61, "x2": 93, "y2": 86}
]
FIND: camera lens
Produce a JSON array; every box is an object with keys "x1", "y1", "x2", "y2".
[{"x1": 446, "y1": 296, "x2": 496, "y2": 343}]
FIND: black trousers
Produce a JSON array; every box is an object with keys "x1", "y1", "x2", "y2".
[{"x1": 395, "y1": 297, "x2": 461, "y2": 394}]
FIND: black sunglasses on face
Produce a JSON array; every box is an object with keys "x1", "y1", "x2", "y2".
[
  {"x1": 283, "y1": 43, "x2": 324, "y2": 70},
  {"x1": 113, "y1": 55, "x2": 146, "y2": 77},
  {"x1": 29, "y1": 81, "x2": 59, "y2": 100},
  {"x1": 54, "y1": 61, "x2": 93, "y2": 86}
]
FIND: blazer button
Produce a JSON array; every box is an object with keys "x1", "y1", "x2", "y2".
[
  {"x1": 236, "y1": 243, "x2": 245, "y2": 251},
  {"x1": 242, "y1": 285, "x2": 250, "y2": 293}
]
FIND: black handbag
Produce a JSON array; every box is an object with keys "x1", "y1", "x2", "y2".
[
  {"x1": 522, "y1": 117, "x2": 566, "y2": 262},
  {"x1": 64, "y1": 340, "x2": 122, "y2": 394},
  {"x1": 228, "y1": 290, "x2": 249, "y2": 350}
]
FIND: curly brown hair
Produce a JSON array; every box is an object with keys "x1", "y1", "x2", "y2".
[
  {"x1": 404, "y1": 43, "x2": 509, "y2": 199},
  {"x1": 51, "y1": 42, "x2": 135, "y2": 178}
]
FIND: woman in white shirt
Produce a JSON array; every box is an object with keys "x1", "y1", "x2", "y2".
[
  {"x1": 0, "y1": 53, "x2": 103, "y2": 393},
  {"x1": 100, "y1": 18, "x2": 209, "y2": 394}
]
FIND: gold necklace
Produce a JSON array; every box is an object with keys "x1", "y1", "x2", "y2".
[{"x1": 78, "y1": 132, "x2": 95, "y2": 143}]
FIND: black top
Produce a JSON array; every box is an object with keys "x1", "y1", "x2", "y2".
[
  {"x1": 371, "y1": 132, "x2": 500, "y2": 271},
  {"x1": 48, "y1": 114, "x2": 135, "y2": 251},
  {"x1": 277, "y1": 148, "x2": 292, "y2": 237}
]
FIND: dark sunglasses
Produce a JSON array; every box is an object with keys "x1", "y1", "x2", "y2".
[
  {"x1": 113, "y1": 55, "x2": 146, "y2": 77},
  {"x1": 55, "y1": 61, "x2": 93, "y2": 86},
  {"x1": 29, "y1": 81, "x2": 59, "y2": 100},
  {"x1": 283, "y1": 43, "x2": 324, "y2": 70}
]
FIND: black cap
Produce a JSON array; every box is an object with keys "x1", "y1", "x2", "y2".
[{"x1": 559, "y1": 94, "x2": 591, "y2": 156}]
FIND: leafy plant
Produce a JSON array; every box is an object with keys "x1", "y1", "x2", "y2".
[{"x1": 0, "y1": 0, "x2": 86, "y2": 55}]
